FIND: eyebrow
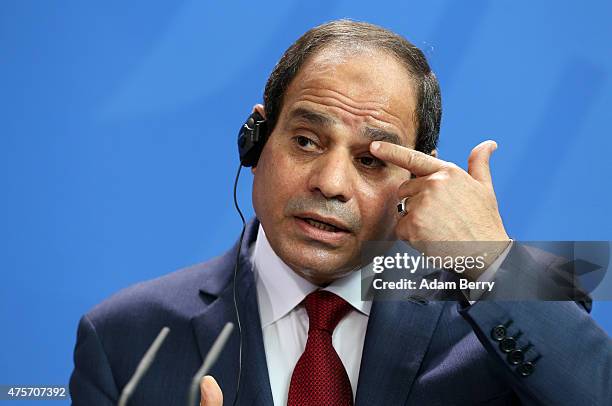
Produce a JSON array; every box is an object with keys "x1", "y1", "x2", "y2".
[
  {"x1": 360, "y1": 126, "x2": 403, "y2": 146},
  {"x1": 286, "y1": 106, "x2": 405, "y2": 146},
  {"x1": 287, "y1": 107, "x2": 337, "y2": 128}
]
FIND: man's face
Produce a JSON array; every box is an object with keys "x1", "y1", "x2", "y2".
[{"x1": 252, "y1": 46, "x2": 419, "y2": 284}]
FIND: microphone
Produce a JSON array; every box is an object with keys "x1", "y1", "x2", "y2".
[
  {"x1": 187, "y1": 322, "x2": 234, "y2": 406},
  {"x1": 117, "y1": 327, "x2": 171, "y2": 406}
]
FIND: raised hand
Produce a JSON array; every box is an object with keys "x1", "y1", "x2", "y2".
[{"x1": 370, "y1": 140, "x2": 510, "y2": 279}]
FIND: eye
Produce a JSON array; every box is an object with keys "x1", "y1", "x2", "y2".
[
  {"x1": 358, "y1": 155, "x2": 385, "y2": 168},
  {"x1": 294, "y1": 135, "x2": 318, "y2": 150}
]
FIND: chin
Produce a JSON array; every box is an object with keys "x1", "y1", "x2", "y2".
[{"x1": 279, "y1": 241, "x2": 361, "y2": 281}]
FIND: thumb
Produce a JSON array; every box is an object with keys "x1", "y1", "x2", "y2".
[
  {"x1": 468, "y1": 140, "x2": 497, "y2": 186},
  {"x1": 200, "y1": 375, "x2": 223, "y2": 406}
]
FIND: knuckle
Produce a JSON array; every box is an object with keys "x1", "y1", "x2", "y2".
[
  {"x1": 426, "y1": 174, "x2": 447, "y2": 190},
  {"x1": 406, "y1": 210, "x2": 425, "y2": 230},
  {"x1": 443, "y1": 163, "x2": 461, "y2": 174},
  {"x1": 419, "y1": 193, "x2": 436, "y2": 211},
  {"x1": 397, "y1": 188, "x2": 409, "y2": 200},
  {"x1": 397, "y1": 180, "x2": 412, "y2": 194},
  {"x1": 407, "y1": 154, "x2": 417, "y2": 165}
]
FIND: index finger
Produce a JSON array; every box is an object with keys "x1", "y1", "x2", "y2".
[{"x1": 370, "y1": 141, "x2": 446, "y2": 176}]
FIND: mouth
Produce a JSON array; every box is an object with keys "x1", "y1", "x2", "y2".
[
  {"x1": 295, "y1": 214, "x2": 351, "y2": 233},
  {"x1": 293, "y1": 214, "x2": 353, "y2": 246},
  {"x1": 304, "y1": 218, "x2": 339, "y2": 232}
]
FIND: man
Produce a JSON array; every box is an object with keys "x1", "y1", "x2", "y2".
[{"x1": 70, "y1": 20, "x2": 611, "y2": 405}]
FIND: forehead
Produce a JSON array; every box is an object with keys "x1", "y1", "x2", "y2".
[{"x1": 280, "y1": 46, "x2": 418, "y2": 146}]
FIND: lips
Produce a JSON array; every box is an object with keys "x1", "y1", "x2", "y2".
[
  {"x1": 303, "y1": 217, "x2": 342, "y2": 232},
  {"x1": 295, "y1": 214, "x2": 351, "y2": 233}
]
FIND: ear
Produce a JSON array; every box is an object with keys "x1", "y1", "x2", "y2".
[{"x1": 251, "y1": 104, "x2": 266, "y2": 174}]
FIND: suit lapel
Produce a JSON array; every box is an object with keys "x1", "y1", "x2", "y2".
[
  {"x1": 190, "y1": 219, "x2": 447, "y2": 405},
  {"x1": 191, "y1": 285, "x2": 241, "y2": 402},
  {"x1": 190, "y1": 219, "x2": 274, "y2": 405},
  {"x1": 355, "y1": 298, "x2": 445, "y2": 406}
]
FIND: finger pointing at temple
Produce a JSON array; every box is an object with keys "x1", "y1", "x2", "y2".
[{"x1": 370, "y1": 141, "x2": 447, "y2": 176}]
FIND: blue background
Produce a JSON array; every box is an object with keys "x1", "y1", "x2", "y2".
[{"x1": 1, "y1": 0, "x2": 610, "y2": 403}]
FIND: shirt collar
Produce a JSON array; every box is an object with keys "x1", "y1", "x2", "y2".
[{"x1": 251, "y1": 224, "x2": 372, "y2": 328}]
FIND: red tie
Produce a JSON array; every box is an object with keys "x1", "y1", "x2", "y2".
[{"x1": 287, "y1": 290, "x2": 354, "y2": 406}]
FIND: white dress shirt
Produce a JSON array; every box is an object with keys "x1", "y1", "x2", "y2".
[
  {"x1": 250, "y1": 224, "x2": 512, "y2": 405},
  {"x1": 250, "y1": 225, "x2": 371, "y2": 405}
]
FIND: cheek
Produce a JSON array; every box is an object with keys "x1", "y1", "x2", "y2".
[
  {"x1": 253, "y1": 138, "x2": 304, "y2": 218},
  {"x1": 356, "y1": 181, "x2": 400, "y2": 239}
]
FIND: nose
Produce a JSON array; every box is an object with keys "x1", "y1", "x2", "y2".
[{"x1": 307, "y1": 149, "x2": 355, "y2": 203}]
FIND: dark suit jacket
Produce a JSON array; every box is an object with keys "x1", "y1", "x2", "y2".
[{"x1": 70, "y1": 219, "x2": 611, "y2": 405}]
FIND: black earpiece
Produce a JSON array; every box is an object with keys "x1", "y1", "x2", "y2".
[
  {"x1": 237, "y1": 111, "x2": 268, "y2": 167},
  {"x1": 231, "y1": 109, "x2": 269, "y2": 405}
]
